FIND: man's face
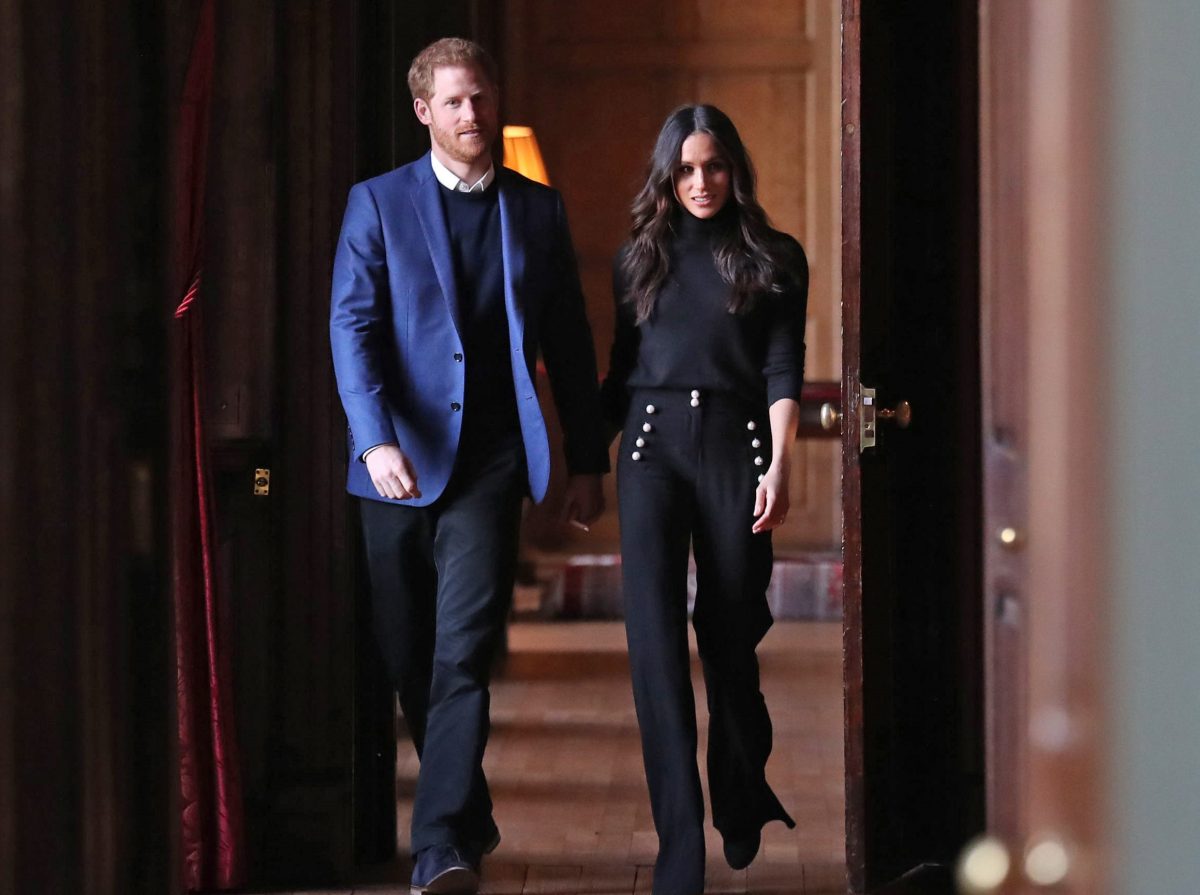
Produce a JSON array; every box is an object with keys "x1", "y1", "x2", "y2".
[{"x1": 413, "y1": 64, "x2": 498, "y2": 169}]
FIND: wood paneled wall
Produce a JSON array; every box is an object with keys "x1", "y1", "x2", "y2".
[
  {"x1": 0, "y1": 1, "x2": 175, "y2": 892},
  {"x1": 504, "y1": 0, "x2": 842, "y2": 551}
]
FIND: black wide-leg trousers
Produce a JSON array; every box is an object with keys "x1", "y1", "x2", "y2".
[
  {"x1": 618, "y1": 388, "x2": 795, "y2": 895},
  {"x1": 359, "y1": 431, "x2": 525, "y2": 857}
]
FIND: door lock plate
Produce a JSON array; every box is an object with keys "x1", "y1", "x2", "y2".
[
  {"x1": 860, "y1": 386, "x2": 913, "y2": 451},
  {"x1": 860, "y1": 386, "x2": 877, "y2": 452}
]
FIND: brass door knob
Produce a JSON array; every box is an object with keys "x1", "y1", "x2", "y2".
[
  {"x1": 877, "y1": 399, "x2": 912, "y2": 428},
  {"x1": 820, "y1": 402, "x2": 841, "y2": 431},
  {"x1": 956, "y1": 835, "x2": 1011, "y2": 893}
]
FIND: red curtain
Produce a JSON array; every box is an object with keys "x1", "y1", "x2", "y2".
[{"x1": 170, "y1": 0, "x2": 246, "y2": 889}]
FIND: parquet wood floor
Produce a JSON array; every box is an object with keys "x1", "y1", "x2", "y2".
[{"x1": 284, "y1": 621, "x2": 846, "y2": 895}]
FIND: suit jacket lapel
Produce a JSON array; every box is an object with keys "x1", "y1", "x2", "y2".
[
  {"x1": 498, "y1": 172, "x2": 528, "y2": 342},
  {"x1": 410, "y1": 158, "x2": 463, "y2": 340}
]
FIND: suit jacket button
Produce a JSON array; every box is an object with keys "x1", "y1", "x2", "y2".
[
  {"x1": 451, "y1": 402, "x2": 461, "y2": 412},
  {"x1": 453, "y1": 353, "x2": 463, "y2": 362}
]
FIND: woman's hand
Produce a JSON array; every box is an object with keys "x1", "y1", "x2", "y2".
[
  {"x1": 752, "y1": 459, "x2": 790, "y2": 533},
  {"x1": 753, "y1": 397, "x2": 800, "y2": 533},
  {"x1": 562, "y1": 474, "x2": 606, "y2": 531}
]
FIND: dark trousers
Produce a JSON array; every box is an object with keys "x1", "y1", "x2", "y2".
[
  {"x1": 359, "y1": 431, "x2": 525, "y2": 856},
  {"x1": 617, "y1": 388, "x2": 795, "y2": 894}
]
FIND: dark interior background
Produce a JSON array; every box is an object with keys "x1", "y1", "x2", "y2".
[{"x1": 856, "y1": 0, "x2": 984, "y2": 887}]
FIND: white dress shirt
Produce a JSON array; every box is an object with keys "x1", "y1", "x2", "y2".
[{"x1": 430, "y1": 151, "x2": 496, "y2": 193}]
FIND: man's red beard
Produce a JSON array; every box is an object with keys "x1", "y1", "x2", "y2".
[{"x1": 431, "y1": 120, "x2": 493, "y2": 166}]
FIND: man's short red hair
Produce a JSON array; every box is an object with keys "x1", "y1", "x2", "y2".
[{"x1": 407, "y1": 37, "x2": 498, "y2": 101}]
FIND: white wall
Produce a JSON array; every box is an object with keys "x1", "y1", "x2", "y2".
[{"x1": 1110, "y1": 2, "x2": 1200, "y2": 892}]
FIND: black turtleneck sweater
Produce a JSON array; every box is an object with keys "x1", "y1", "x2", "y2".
[{"x1": 599, "y1": 209, "x2": 808, "y2": 431}]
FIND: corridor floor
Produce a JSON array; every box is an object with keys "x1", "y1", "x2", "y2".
[{"x1": 294, "y1": 620, "x2": 845, "y2": 895}]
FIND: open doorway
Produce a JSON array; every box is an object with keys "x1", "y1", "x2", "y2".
[
  {"x1": 406, "y1": 2, "x2": 985, "y2": 894},
  {"x1": 339, "y1": 1, "x2": 985, "y2": 892},
  {"x1": 388, "y1": 2, "x2": 850, "y2": 891},
  {"x1": 190, "y1": 0, "x2": 982, "y2": 890}
]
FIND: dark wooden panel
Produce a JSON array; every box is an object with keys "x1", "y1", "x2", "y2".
[
  {"x1": 0, "y1": 1, "x2": 174, "y2": 893},
  {"x1": 205, "y1": 0, "x2": 279, "y2": 441},
  {"x1": 201, "y1": 0, "x2": 358, "y2": 882}
]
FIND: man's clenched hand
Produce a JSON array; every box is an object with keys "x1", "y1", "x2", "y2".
[{"x1": 365, "y1": 444, "x2": 422, "y2": 500}]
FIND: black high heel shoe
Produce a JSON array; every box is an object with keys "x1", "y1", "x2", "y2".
[{"x1": 722, "y1": 827, "x2": 761, "y2": 871}]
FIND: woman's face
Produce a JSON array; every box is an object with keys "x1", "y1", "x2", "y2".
[{"x1": 673, "y1": 132, "x2": 731, "y2": 220}]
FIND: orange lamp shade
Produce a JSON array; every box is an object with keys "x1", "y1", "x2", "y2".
[{"x1": 502, "y1": 125, "x2": 551, "y2": 186}]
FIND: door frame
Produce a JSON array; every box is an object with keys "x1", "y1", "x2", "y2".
[
  {"x1": 839, "y1": 4, "x2": 869, "y2": 889},
  {"x1": 978, "y1": 0, "x2": 1109, "y2": 890}
]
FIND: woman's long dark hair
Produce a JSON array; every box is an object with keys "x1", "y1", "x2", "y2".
[{"x1": 621, "y1": 104, "x2": 794, "y2": 322}]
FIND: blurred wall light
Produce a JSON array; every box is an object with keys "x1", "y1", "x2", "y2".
[{"x1": 503, "y1": 125, "x2": 550, "y2": 185}]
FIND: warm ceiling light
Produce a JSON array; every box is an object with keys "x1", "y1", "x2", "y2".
[{"x1": 503, "y1": 125, "x2": 550, "y2": 186}]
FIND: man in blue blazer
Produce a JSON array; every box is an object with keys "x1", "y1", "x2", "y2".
[{"x1": 330, "y1": 37, "x2": 608, "y2": 894}]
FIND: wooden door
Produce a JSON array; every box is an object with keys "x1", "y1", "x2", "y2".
[
  {"x1": 963, "y1": 2, "x2": 1107, "y2": 892},
  {"x1": 0, "y1": 3, "x2": 175, "y2": 892},
  {"x1": 840, "y1": 1, "x2": 985, "y2": 891}
]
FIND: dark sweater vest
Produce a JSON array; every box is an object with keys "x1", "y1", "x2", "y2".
[{"x1": 440, "y1": 182, "x2": 521, "y2": 446}]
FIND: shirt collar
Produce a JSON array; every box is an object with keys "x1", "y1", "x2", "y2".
[{"x1": 430, "y1": 152, "x2": 496, "y2": 193}]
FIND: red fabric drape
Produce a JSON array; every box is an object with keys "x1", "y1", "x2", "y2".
[{"x1": 170, "y1": 0, "x2": 246, "y2": 889}]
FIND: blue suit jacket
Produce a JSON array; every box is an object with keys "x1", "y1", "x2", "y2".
[{"x1": 330, "y1": 153, "x2": 608, "y2": 506}]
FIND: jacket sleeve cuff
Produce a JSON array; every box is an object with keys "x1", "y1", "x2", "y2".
[{"x1": 359, "y1": 442, "x2": 396, "y2": 463}]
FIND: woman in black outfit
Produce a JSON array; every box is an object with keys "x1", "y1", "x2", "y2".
[{"x1": 601, "y1": 105, "x2": 807, "y2": 895}]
